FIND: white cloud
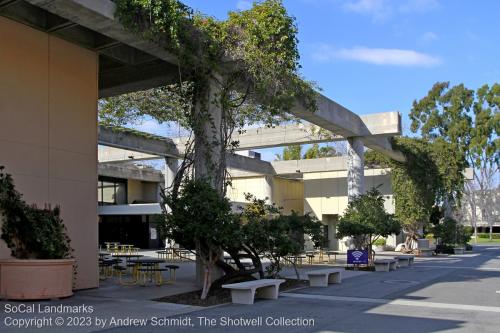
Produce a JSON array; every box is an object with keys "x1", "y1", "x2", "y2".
[
  {"x1": 398, "y1": 0, "x2": 439, "y2": 13},
  {"x1": 342, "y1": 0, "x2": 439, "y2": 21},
  {"x1": 236, "y1": 0, "x2": 252, "y2": 11},
  {"x1": 343, "y1": 0, "x2": 392, "y2": 22},
  {"x1": 420, "y1": 31, "x2": 439, "y2": 44},
  {"x1": 312, "y1": 45, "x2": 441, "y2": 67}
]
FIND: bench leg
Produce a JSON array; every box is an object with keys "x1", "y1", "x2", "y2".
[
  {"x1": 308, "y1": 275, "x2": 328, "y2": 287},
  {"x1": 328, "y1": 272, "x2": 342, "y2": 284},
  {"x1": 398, "y1": 260, "x2": 408, "y2": 268},
  {"x1": 389, "y1": 262, "x2": 397, "y2": 271},
  {"x1": 256, "y1": 285, "x2": 279, "y2": 300},
  {"x1": 375, "y1": 264, "x2": 389, "y2": 272},
  {"x1": 230, "y1": 289, "x2": 256, "y2": 305}
]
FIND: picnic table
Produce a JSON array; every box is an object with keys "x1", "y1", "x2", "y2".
[
  {"x1": 128, "y1": 258, "x2": 177, "y2": 285},
  {"x1": 326, "y1": 251, "x2": 340, "y2": 263}
]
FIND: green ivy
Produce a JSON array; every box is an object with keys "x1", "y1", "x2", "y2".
[
  {"x1": 0, "y1": 167, "x2": 72, "y2": 259},
  {"x1": 365, "y1": 137, "x2": 466, "y2": 239}
]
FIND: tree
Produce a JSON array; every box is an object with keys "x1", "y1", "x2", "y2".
[
  {"x1": 432, "y1": 217, "x2": 473, "y2": 251},
  {"x1": 410, "y1": 82, "x2": 499, "y2": 239},
  {"x1": 159, "y1": 181, "x2": 323, "y2": 298},
  {"x1": 303, "y1": 143, "x2": 339, "y2": 159},
  {"x1": 241, "y1": 194, "x2": 323, "y2": 279},
  {"x1": 336, "y1": 188, "x2": 400, "y2": 263},
  {"x1": 103, "y1": 0, "x2": 318, "y2": 296},
  {"x1": 275, "y1": 145, "x2": 302, "y2": 160},
  {"x1": 275, "y1": 143, "x2": 340, "y2": 160},
  {"x1": 366, "y1": 138, "x2": 443, "y2": 249}
]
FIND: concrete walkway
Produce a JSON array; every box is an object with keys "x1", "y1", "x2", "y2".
[{"x1": 1, "y1": 245, "x2": 499, "y2": 332}]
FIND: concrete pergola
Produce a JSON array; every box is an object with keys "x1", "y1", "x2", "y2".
[{"x1": 1, "y1": 0, "x2": 404, "y2": 201}]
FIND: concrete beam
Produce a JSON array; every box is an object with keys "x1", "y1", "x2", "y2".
[
  {"x1": 290, "y1": 95, "x2": 405, "y2": 162},
  {"x1": 98, "y1": 203, "x2": 162, "y2": 216},
  {"x1": 98, "y1": 125, "x2": 274, "y2": 175},
  {"x1": 98, "y1": 125, "x2": 181, "y2": 158},
  {"x1": 25, "y1": 0, "x2": 178, "y2": 64},
  {"x1": 172, "y1": 113, "x2": 400, "y2": 151},
  {"x1": 98, "y1": 164, "x2": 163, "y2": 182},
  {"x1": 272, "y1": 157, "x2": 348, "y2": 175},
  {"x1": 98, "y1": 146, "x2": 160, "y2": 163},
  {"x1": 226, "y1": 154, "x2": 275, "y2": 175}
]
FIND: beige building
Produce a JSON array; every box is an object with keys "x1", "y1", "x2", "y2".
[
  {"x1": 227, "y1": 163, "x2": 396, "y2": 251},
  {"x1": 0, "y1": 17, "x2": 98, "y2": 289}
]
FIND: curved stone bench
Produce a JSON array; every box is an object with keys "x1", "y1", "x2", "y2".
[
  {"x1": 374, "y1": 259, "x2": 398, "y2": 272},
  {"x1": 307, "y1": 268, "x2": 342, "y2": 287},
  {"x1": 222, "y1": 279, "x2": 285, "y2": 305}
]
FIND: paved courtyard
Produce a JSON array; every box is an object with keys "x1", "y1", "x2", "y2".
[{"x1": 1, "y1": 244, "x2": 499, "y2": 333}]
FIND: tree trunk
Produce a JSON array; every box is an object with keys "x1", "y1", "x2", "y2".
[{"x1": 192, "y1": 74, "x2": 225, "y2": 290}]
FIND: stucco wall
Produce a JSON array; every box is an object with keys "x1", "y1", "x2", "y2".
[
  {"x1": 127, "y1": 179, "x2": 143, "y2": 204},
  {"x1": 0, "y1": 17, "x2": 98, "y2": 289},
  {"x1": 304, "y1": 168, "x2": 394, "y2": 219},
  {"x1": 272, "y1": 177, "x2": 304, "y2": 215},
  {"x1": 227, "y1": 176, "x2": 271, "y2": 203},
  {"x1": 227, "y1": 176, "x2": 304, "y2": 214}
]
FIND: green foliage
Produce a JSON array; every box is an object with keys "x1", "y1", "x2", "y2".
[
  {"x1": 409, "y1": 81, "x2": 499, "y2": 189},
  {"x1": 303, "y1": 144, "x2": 339, "y2": 159},
  {"x1": 159, "y1": 179, "x2": 324, "y2": 282},
  {"x1": 365, "y1": 137, "x2": 464, "y2": 238},
  {"x1": 373, "y1": 238, "x2": 386, "y2": 246},
  {"x1": 432, "y1": 217, "x2": 472, "y2": 246},
  {"x1": 160, "y1": 178, "x2": 235, "y2": 253},
  {"x1": 276, "y1": 143, "x2": 339, "y2": 160},
  {"x1": 336, "y1": 188, "x2": 400, "y2": 250},
  {"x1": 275, "y1": 145, "x2": 302, "y2": 160},
  {"x1": 109, "y1": 0, "x2": 317, "y2": 128},
  {"x1": 241, "y1": 194, "x2": 324, "y2": 277},
  {"x1": 0, "y1": 167, "x2": 72, "y2": 259}
]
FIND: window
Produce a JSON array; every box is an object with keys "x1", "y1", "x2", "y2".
[{"x1": 98, "y1": 176, "x2": 127, "y2": 205}]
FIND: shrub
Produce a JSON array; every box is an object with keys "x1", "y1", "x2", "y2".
[
  {"x1": 373, "y1": 238, "x2": 386, "y2": 246},
  {"x1": 432, "y1": 217, "x2": 471, "y2": 246},
  {"x1": 337, "y1": 188, "x2": 400, "y2": 251},
  {"x1": 477, "y1": 233, "x2": 500, "y2": 239},
  {"x1": 0, "y1": 167, "x2": 72, "y2": 259}
]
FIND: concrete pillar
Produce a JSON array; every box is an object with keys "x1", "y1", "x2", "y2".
[
  {"x1": 264, "y1": 175, "x2": 274, "y2": 204},
  {"x1": 347, "y1": 137, "x2": 365, "y2": 200},
  {"x1": 164, "y1": 157, "x2": 178, "y2": 190},
  {"x1": 161, "y1": 157, "x2": 178, "y2": 212}
]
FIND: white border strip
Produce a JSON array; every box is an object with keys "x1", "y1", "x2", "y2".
[{"x1": 282, "y1": 293, "x2": 500, "y2": 313}]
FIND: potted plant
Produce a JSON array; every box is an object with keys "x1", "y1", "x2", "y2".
[{"x1": 0, "y1": 167, "x2": 74, "y2": 300}]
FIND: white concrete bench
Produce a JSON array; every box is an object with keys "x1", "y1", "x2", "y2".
[
  {"x1": 394, "y1": 255, "x2": 414, "y2": 267},
  {"x1": 374, "y1": 259, "x2": 398, "y2": 272},
  {"x1": 222, "y1": 279, "x2": 285, "y2": 305},
  {"x1": 307, "y1": 268, "x2": 342, "y2": 287}
]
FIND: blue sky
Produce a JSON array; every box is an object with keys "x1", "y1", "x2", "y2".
[{"x1": 129, "y1": 0, "x2": 499, "y2": 161}]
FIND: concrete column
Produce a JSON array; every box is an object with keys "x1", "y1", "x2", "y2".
[
  {"x1": 264, "y1": 175, "x2": 274, "y2": 204},
  {"x1": 347, "y1": 137, "x2": 365, "y2": 200},
  {"x1": 164, "y1": 157, "x2": 178, "y2": 190},
  {"x1": 161, "y1": 158, "x2": 178, "y2": 212}
]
